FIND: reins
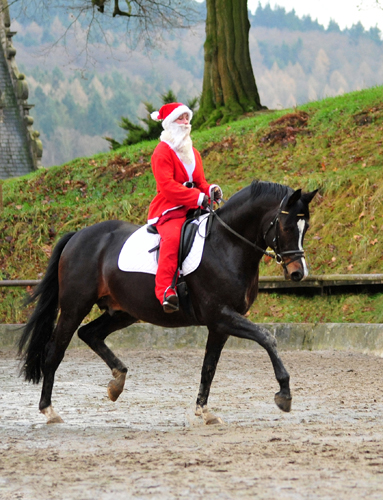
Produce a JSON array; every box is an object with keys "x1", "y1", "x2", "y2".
[
  {"x1": 208, "y1": 209, "x2": 277, "y2": 259},
  {"x1": 207, "y1": 196, "x2": 305, "y2": 267}
]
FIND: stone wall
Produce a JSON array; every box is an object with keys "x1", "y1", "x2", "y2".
[
  {"x1": 0, "y1": 0, "x2": 43, "y2": 178},
  {"x1": 2, "y1": 323, "x2": 383, "y2": 357}
]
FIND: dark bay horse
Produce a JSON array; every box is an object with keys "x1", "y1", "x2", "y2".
[{"x1": 18, "y1": 180, "x2": 317, "y2": 424}]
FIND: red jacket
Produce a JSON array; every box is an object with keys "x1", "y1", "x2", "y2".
[{"x1": 147, "y1": 141, "x2": 212, "y2": 224}]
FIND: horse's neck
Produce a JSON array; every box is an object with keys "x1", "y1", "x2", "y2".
[{"x1": 217, "y1": 197, "x2": 277, "y2": 245}]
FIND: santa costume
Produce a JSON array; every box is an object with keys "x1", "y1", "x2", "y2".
[{"x1": 148, "y1": 102, "x2": 221, "y2": 312}]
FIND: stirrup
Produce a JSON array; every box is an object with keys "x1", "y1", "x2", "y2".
[{"x1": 163, "y1": 287, "x2": 179, "y2": 313}]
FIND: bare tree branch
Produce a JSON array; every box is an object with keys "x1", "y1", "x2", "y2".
[
  {"x1": 113, "y1": 0, "x2": 132, "y2": 17},
  {"x1": 4, "y1": 0, "x2": 203, "y2": 68}
]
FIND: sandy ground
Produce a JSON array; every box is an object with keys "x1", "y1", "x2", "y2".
[{"x1": 1, "y1": 347, "x2": 383, "y2": 499}]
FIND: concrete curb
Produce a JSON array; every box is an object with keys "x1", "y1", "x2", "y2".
[{"x1": 1, "y1": 323, "x2": 383, "y2": 356}]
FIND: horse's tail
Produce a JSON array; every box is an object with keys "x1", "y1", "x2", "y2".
[{"x1": 18, "y1": 232, "x2": 76, "y2": 384}]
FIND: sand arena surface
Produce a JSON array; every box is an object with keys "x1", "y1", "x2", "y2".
[{"x1": 1, "y1": 348, "x2": 383, "y2": 499}]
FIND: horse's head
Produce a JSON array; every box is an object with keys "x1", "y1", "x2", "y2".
[{"x1": 264, "y1": 188, "x2": 318, "y2": 282}]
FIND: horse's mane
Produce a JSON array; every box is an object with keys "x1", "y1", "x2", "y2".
[
  {"x1": 221, "y1": 181, "x2": 292, "y2": 211},
  {"x1": 217, "y1": 180, "x2": 294, "y2": 217},
  {"x1": 250, "y1": 180, "x2": 293, "y2": 203}
]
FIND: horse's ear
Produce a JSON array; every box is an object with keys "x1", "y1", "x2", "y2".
[
  {"x1": 286, "y1": 189, "x2": 302, "y2": 208},
  {"x1": 301, "y1": 189, "x2": 319, "y2": 205}
]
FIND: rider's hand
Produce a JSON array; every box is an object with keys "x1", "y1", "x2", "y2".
[
  {"x1": 201, "y1": 195, "x2": 209, "y2": 208},
  {"x1": 213, "y1": 186, "x2": 223, "y2": 202}
]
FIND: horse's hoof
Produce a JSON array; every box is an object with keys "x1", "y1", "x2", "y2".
[
  {"x1": 47, "y1": 416, "x2": 64, "y2": 424},
  {"x1": 195, "y1": 405, "x2": 203, "y2": 417},
  {"x1": 195, "y1": 405, "x2": 224, "y2": 425},
  {"x1": 204, "y1": 412, "x2": 224, "y2": 425},
  {"x1": 107, "y1": 380, "x2": 121, "y2": 402},
  {"x1": 274, "y1": 392, "x2": 292, "y2": 412},
  {"x1": 107, "y1": 369, "x2": 126, "y2": 402},
  {"x1": 41, "y1": 405, "x2": 64, "y2": 424}
]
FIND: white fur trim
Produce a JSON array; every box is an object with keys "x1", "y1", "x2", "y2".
[
  {"x1": 147, "y1": 205, "x2": 184, "y2": 225},
  {"x1": 162, "y1": 105, "x2": 193, "y2": 130},
  {"x1": 147, "y1": 216, "x2": 159, "y2": 225},
  {"x1": 198, "y1": 193, "x2": 206, "y2": 207},
  {"x1": 151, "y1": 111, "x2": 160, "y2": 121}
]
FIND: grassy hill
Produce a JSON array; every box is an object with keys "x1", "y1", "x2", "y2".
[
  {"x1": 16, "y1": 8, "x2": 383, "y2": 167},
  {"x1": 1, "y1": 86, "x2": 383, "y2": 324}
]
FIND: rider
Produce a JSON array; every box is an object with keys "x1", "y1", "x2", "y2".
[{"x1": 148, "y1": 102, "x2": 222, "y2": 313}]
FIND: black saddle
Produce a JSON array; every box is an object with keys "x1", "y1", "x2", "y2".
[{"x1": 147, "y1": 209, "x2": 208, "y2": 267}]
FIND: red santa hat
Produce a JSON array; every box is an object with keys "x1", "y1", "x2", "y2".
[{"x1": 150, "y1": 102, "x2": 193, "y2": 130}]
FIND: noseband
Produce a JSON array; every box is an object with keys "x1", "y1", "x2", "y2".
[{"x1": 208, "y1": 196, "x2": 305, "y2": 269}]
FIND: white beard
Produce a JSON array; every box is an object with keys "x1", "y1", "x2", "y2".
[{"x1": 161, "y1": 123, "x2": 194, "y2": 165}]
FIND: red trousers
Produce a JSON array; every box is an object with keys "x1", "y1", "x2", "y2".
[{"x1": 154, "y1": 208, "x2": 189, "y2": 303}]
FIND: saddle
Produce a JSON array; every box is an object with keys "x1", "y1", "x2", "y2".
[
  {"x1": 146, "y1": 209, "x2": 212, "y2": 321},
  {"x1": 147, "y1": 208, "x2": 209, "y2": 269}
]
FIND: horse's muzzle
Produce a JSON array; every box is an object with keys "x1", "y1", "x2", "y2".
[
  {"x1": 284, "y1": 258, "x2": 308, "y2": 282},
  {"x1": 290, "y1": 269, "x2": 304, "y2": 282}
]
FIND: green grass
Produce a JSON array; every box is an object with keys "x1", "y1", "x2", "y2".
[{"x1": 1, "y1": 86, "x2": 383, "y2": 323}]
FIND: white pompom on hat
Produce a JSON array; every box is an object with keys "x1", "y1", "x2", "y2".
[{"x1": 150, "y1": 102, "x2": 193, "y2": 130}]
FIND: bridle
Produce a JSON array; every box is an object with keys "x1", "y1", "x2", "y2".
[
  {"x1": 262, "y1": 199, "x2": 306, "y2": 266},
  {"x1": 207, "y1": 196, "x2": 306, "y2": 270}
]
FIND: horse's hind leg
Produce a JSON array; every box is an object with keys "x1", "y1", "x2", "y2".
[
  {"x1": 40, "y1": 309, "x2": 89, "y2": 423},
  {"x1": 195, "y1": 329, "x2": 229, "y2": 425},
  {"x1": 77, "y1": 311, "x2": 137, "y2": 402}
]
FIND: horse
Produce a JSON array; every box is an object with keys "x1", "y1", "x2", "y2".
[{"x1": 18, "y1": 180, "x2": 317, "y2": 425}]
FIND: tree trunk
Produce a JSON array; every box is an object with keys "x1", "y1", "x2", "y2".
[{"x1": 195, "y1": 0, "x2": 263, "y2": 128}]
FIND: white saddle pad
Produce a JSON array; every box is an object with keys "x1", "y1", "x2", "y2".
[{"x1": 118, "y1": 214, "x2": 209, "y2": 276}]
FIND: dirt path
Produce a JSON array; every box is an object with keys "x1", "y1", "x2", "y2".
[{"x1": 1, "y1": 348, "x2": 383, "y2": 499}]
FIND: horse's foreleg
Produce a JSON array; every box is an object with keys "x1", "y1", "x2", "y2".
[
  {"x1": 195, "y1": 329, "x2": 229, "y2": 425},
  {"x1": 77, "y1": 311, "x2": 137, "y2": 402},
  {"x1": 214, "y1": 307, "x2": 291, "y2": 413},
  {"x1": 268, "y1": 345, "x2": 292, "y2": 412}
]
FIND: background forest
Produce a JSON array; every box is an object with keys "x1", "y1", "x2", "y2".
[{"x1": 11, "y1": 2, "x2": 383, "y2": 167}]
